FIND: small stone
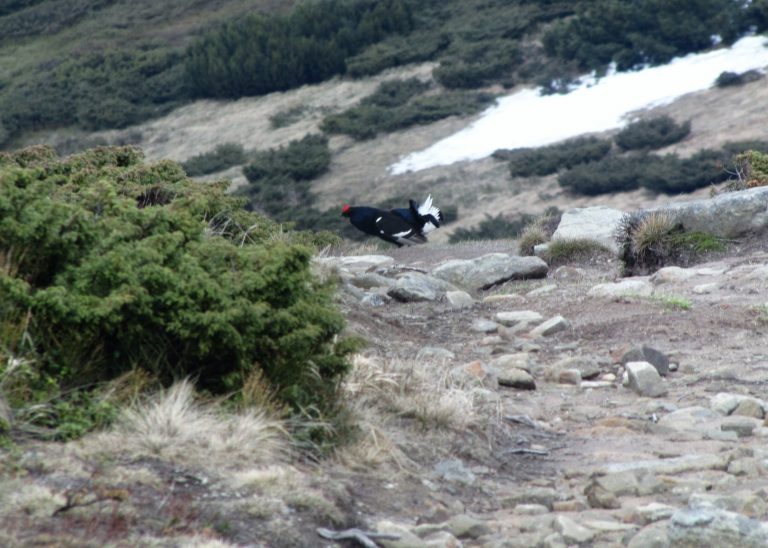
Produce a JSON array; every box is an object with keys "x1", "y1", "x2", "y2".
[
  {"x1": 558, "y1": 369, "x2": 582, "y2": 385},
  {"x1": 553, "y1": 515, "x2": 595, "y2": 545},
  {"x1": 589, "y1": 279, "x2": 653, "y2": 298},
  {"x1": 529, "y1": 315, "x2": 570, "y2": 338},
  {"x1": 527, "y1": 284, "x2": 556, "y2": 296},
  {"x1": 495, "y1": 310, "x2": 543, "y2": 328},
  {"x1": 446, "y1": 514, "x2": 492, "y2": 539},
  {"x1": 634, "y1": 502, "x2": 677, "y2": 525},
  {"x1": 376, "y1": 520, "x2": 425, "y2": 548},
  {"x1": 433, "y1": 459, "x2": 476, "y2": 485},
  {"x1": 693, "y1": 283, "x2": 718, "y2": 294},
  {"x1": 552, "y1": 499, "x2": 588, "y2": 512},
  {"x1": 361, "y1": 292, "x2": 391, "y2": 307},
  {"x1": 668, "y1": 506, "x2": 768, "y2": 546},
  {"x1": 498, "y1": 368, "x2": 536, "y2": 390},
  {"x1": 727, "y1": 457, "x2": 761, "y2": 477},
  {"x1": 513, "y1": 503, "x2": 550, "y2": 515},
  {"x1": 720, "y1": 417, "x2": 757, "y2": 437},
  {"x1": 445, "y1": 290, "x2": 475, "y2": 310},
  {"x1": 625, "y1": 361, "x2": 668, "y2": 397},
  {"x1": 470, "y1": 318, "x2": 500, "y2": 333},
  {"x1": 732, "y1": 399, "x2": 765, "y2": 419},
  {"x1": 627, "y1": 524, "x2": 670, "y2": 548},
  {"x1": 553, "y1": 356, "x2": 601, "y2": 379},
  {"x1": 489, "y1": 353, "x2": 532, "y2": 373},
  {"x1": 423, "y1": 531, "x2": 462, "y2": 548},
  {"x1": 620, "y1": 345, "x2": 670, "y2": 377},
  {"x1": 482, "y1": 293, "x2": 523, "y2": 304},
  {"x1": 552, "y1": 266, "x2": 585, "y2": 281},
  {"x1": 501, "y1": 487, "x2": 558, "y2": 510}
]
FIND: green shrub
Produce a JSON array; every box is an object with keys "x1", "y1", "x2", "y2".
[
  {"x1": 545, "y1": 238, "x2": 612, "y2": 266},
  {"x1": 346, "y1": 34, "x2": 450, "y2": 77},
  {"x1": 714, "y1": 70, "x2": 764, "y2": 87},
  {"x1": 614, "y1": 116, "x2": 691, "y2": 151},
  {"x1": 641, "y1": 149, "x2": 730, "y2": 193},
  {"x1": 243, "y1": 134, "x2": 330, "y2": 183},
  {"x1": 543, "y1": 0, "x2": 748, "y2": 71},
  {"x1": 321, "y1": 79, "x2": 494, "y2": 140},
  {"x1": 498, "y1": 136, "x2": 612, "y2": 178},
  {"x1": 0, "y1": 145, "x2": 353, "y2": 440},
  {"x1": 448, "y1": 213, "x2": 533, "y2": 243},
  {"x1": 182, "y1": 143, "x2": 247, "y2": 177},
  {"x1": 433, "y1": 40, "x2": 520, "y2": 89},
  {"x1": 558, "y1": 155, "x2": 648, "y2": 195},
  {"x1": 184, "y1": 0, "x2": 415, "y2": 98}
]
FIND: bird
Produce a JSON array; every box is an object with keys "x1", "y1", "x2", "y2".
[{"x1": 341, "y1": 195, "x2": 443, "y2": 247}]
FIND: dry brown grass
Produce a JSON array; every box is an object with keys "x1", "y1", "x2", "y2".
[
  {"x1": 335, "y1": 354, "x2": 497, "y2": 470},
  {"x1": 80, "y1": 380, "x2": 288, "y2": 470}
]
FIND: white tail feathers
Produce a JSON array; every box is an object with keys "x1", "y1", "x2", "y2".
[{"x1": 418, "y1": 194, "x2": 442, "y2": 234}]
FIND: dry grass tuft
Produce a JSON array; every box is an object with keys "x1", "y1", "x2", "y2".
[
  {"x1": 81, "y1": 380, "x2": 288, "y2": 469},
  {"x1": 335, "y1": 354, "x2": 494, "y2": 470}
]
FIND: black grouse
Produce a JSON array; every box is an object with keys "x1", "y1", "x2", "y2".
[{"x1": 341, "y1": 195, "x2": 443, "y2": 247}]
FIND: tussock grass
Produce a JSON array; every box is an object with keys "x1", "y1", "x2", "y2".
[
  {"x1": 546, "y1": 238, "x2": 611, "y2": 265},
  {"x1": 82, "y1": 380, "x2": 287, "y2": 469},
  {"x1": 518, "y1": 212, "x2": 562, "y2": 256},
  {"x1": 335, "y1": 355, "x2": 494, "y2": 470}
]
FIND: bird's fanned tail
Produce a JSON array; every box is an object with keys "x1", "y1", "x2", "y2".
[{"x1": 417, "y1": 194, "x2": 443, "y2": 233}]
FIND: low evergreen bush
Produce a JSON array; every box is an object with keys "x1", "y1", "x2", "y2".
[
  {"x1": 614, "y1": 116, "x2": 691, "y2": 151},
  {"x1": 0, "y1": 145, "x2": 353, "y2": 440},
  {"x1": 182, "y1": 143, "x2": 247, "y2": 177},
  {"x1": 499, "y1": 136, "x2": 612, "y2": 178}
]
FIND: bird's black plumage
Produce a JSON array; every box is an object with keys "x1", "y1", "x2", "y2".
[{"x1": 341, "y1": 195, "x2": 442, "y2": 247}]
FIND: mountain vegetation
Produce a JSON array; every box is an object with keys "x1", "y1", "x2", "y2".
[{"x1": 3, "y1": 0, "x2": 766, "y2": 149}]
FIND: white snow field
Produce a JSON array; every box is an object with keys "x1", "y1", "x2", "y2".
[{"x1": 391, "y1": 35, "x2": 768, "y2": 174}]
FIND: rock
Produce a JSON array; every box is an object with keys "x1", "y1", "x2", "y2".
[
  {"x1": 732, "y1": 399, "x2": 765, "y2": 419},
  {"x1": 497, "y1": 368, "x2": 536, "y2": 390},
  {"x1": 710, "y1": 393, "x2": 766, "y2": 416},
  {"x1": 388, "y1": 273, "x2": 451, "y2": 302},
  {"x1": 533, "y1": 243, "x2": 550, "y2": 257},
  {"x1": 513, "y1": 504, "x2": 550, "y2": 515},
  {"x1": 627, "y1": 524, "x2": 670, "y2": 548},
  {"x1": 553, "y1": 515, "x2": 595, "y2": 545},
  {"x1": 650, "y1": 266, "x2": 695, "y2": 284},
  {"x1": 482, "y1": 293, "x2": 524, "y2": 304},
  {"x1": 445, "y1": 290, "x2": 475, "y2": 309},
  {"x1": 644, "y1": 185, "x2": 768, "y2": 239},
  {"x1": 350, "y1": 272, "x2": 397, "y2": 289},
  {"x1": 527, "y1": 284, "x2": 556, "y2": 297},
  {"x1": 423, "y1": 531, "x2": 462, "y2": 548},
  {"x1": 314, "y1": 254, "x2": 394, "y2": 274},
  {"x1": 667, "y1": 505, "x2": 768, "y2": 547},
  {"x1": 552, "y1": 499, "x2": 588, "y2": 512},
  {"x1": 551, "y1": 206, "x2": 626, "y2": 253},
  {"x1": 490, "y1": 353, "x2": 533, "y2": 374},
  {"x1": 720, "y1": 417, "x2": 758, "y2": 438},
  {"x1": 689, "y1": 492, "x2": 768, "y2": 518},
  {"x1": 495, "y1": 310, "x2": 544, "y2": 328},
  {"x1": 376, "y1": 520, "x2": 426, "y2": 548},
  {"x1": 446, "y1": 514, "x2": 492, "y2": 539},
  {"x1": 361, "y1": 292, "x2": 391, "y2": 307},
  {"x1": 625, "y1": 361, "x2": 668, "y2": 397},
  {"x1": 620, "y1": 345, "x2": 671, "y2": 376},
  {"x1": 693, "y1": 283, "x2": 718, "y2": 294},
  {"x1": 553, "y1": 356, "x2": 601, "y2": 380},
  {"x1": 433, "y1": 459, "x2": 476, "y2": 486},
  {"x1": 589, "y1": 279, "x2": 654, "y2": 298},
  {"x1": 529, "y1": 316, "x2": 570, "y2": 338},
  {"x1": 634, "y1": 502, "x2": 677, "y2": 525},
  {"x1": 552, "y1": 266, "x2": 585, "y2": 281},
  {"x1": 470, "y1": 319, "x2": 500, "y2": 333},
  {"x1": 501, "y1": 487, "x2": 559, "y2": 510},
  {"x1": 728, "y1": 458, "x2": 761, "y2": 477},
  {"x1": 597, "y1": 454, "x2": 728, "y2": 476},
  {"x1": 432, "y1": 253, "x2": 548, "y2": 290},
  {"x1": 558, "y1": 369, "x2": 582, "y2": 385}
]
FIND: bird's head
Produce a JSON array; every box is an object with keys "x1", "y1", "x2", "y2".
[{"x1": 341, "y1": 203, "x2": 351, "y2": 217}]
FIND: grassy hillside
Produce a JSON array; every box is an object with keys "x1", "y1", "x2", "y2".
[{"x1": 4, "y1": 0, "x2": 765, "y2": 149}]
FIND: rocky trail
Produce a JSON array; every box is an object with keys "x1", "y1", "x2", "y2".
[{"x1": 315, "y1": 235, "x2": 768, "y2": 547}]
